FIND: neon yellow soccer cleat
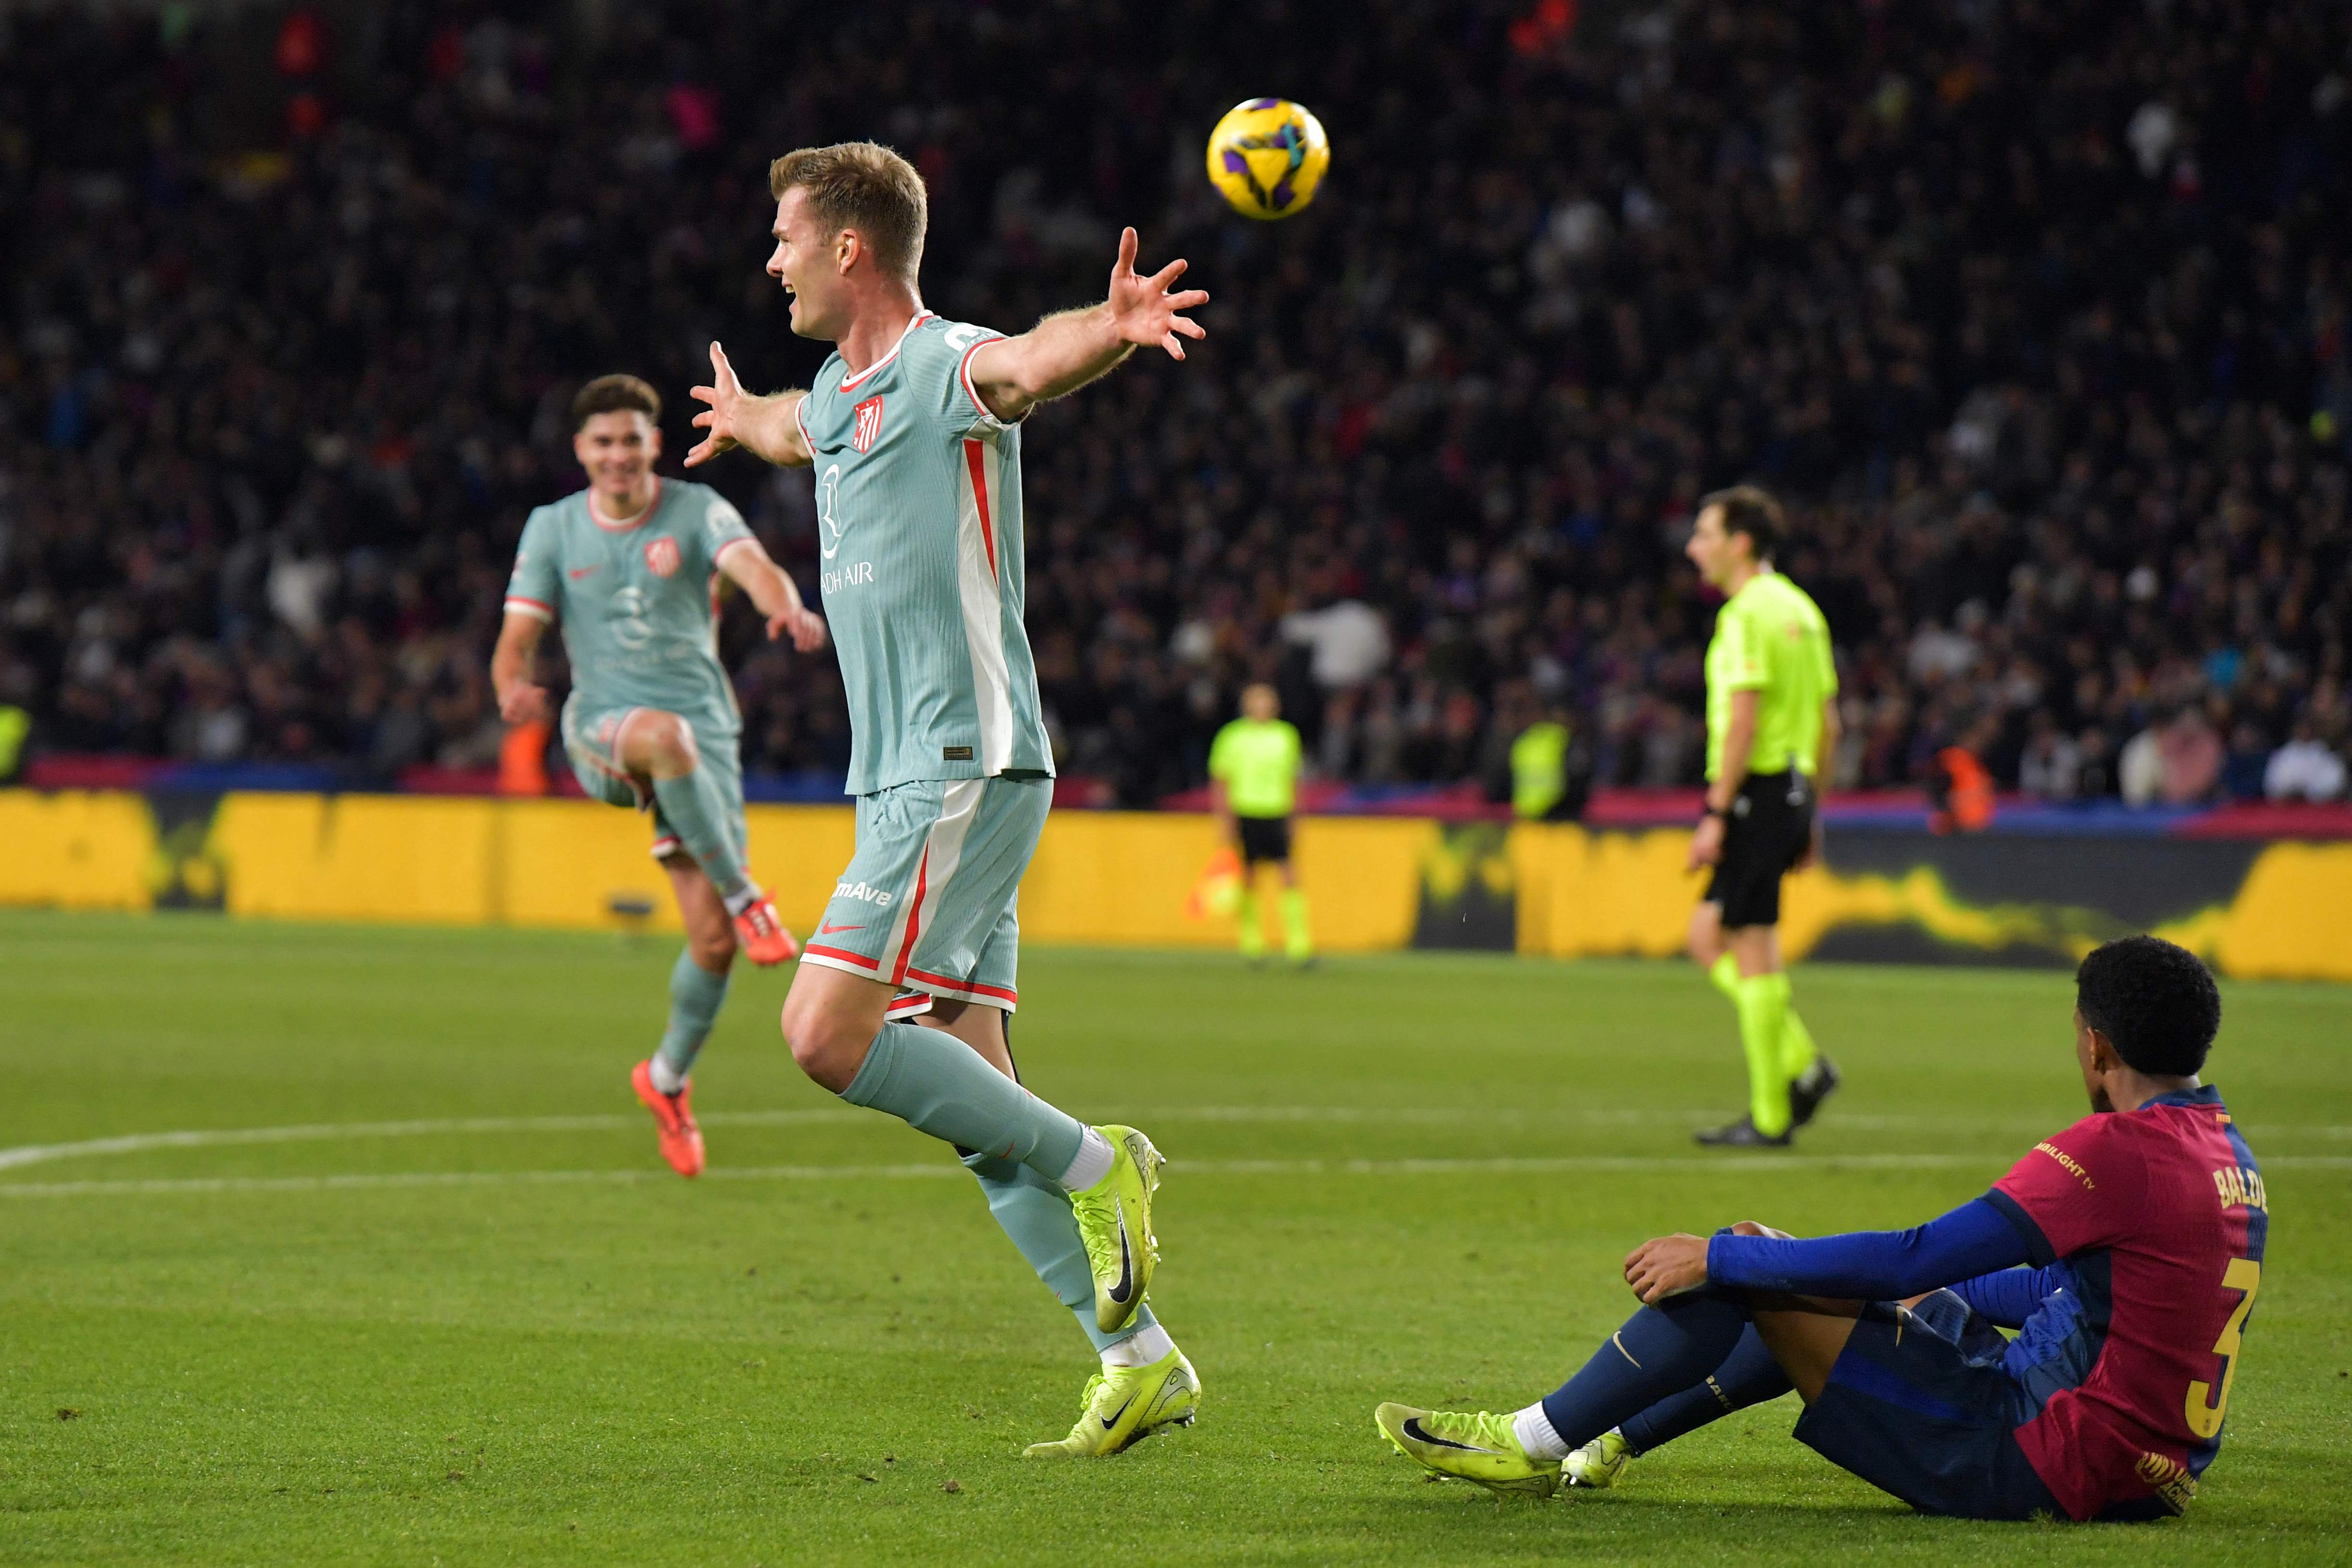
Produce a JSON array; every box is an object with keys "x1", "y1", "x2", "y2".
[
  {"x1": 1067, "y1": 1125, "x2": 1164, "y2": 1333},
  {"x1": 1374, "y1": 1402, "x2": 1561, "y2": 1498},
  {"x1": 1023, "y1": 1348, "x2": 1201, "y2": 1458},
  {"x1": 1565, "y1": 1428, "x2": 1632, "y2": 1488}
]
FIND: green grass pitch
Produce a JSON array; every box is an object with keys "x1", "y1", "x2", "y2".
[{"x1": 2, "y1": 910, "x2": 2348, "y2": 1566}]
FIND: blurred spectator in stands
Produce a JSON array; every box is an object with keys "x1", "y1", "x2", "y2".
[
  {"x1": 2156, "y1": 708, "x2": 2225, "y2": 806},
  {"x1": 2119, "y1": 721, "x2": 2165, "y2": 808},
  {"x1": 2265, "y1": 718, "x2": 2349, "y2": 802},
  {"x1": 1281, "y1": 597, "x2": 1390, "y2": 694},
  {"x1": 2220, "y1": 720, "x2": 2275, "y2": 801},
  {"x1": 2017, "y1": 712, "x2": 2082, "y2": 801}
]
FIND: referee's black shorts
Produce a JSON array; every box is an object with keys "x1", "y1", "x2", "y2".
[
  {"x1": 1703, "y1": 769, "x2": 1816, "y2": 928},
  {"x1": 1235, "y1": 814, "x2": 1293, "y2": 865}
]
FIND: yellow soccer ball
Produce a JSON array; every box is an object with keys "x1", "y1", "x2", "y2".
[{"x1": 1205, "y1": 98, "x2": 1329, "y2": 220}]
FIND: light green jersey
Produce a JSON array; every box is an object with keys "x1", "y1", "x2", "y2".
[
  {"x1": 1208, "y1": 718, "x2": 1302, "y2": 818},
  {"x1": 1705, "y1": 570, "x2": 1837, "y2": 780},
  {"x1": 1510, "y1": 720, "x2": 1569, "y2": 819},
  {"x1": 503, "y1": 477, "x2": 755, "y2": 738},
  {"x1": 797, "y1": 311, "x2": 1054, "y2": 796}
]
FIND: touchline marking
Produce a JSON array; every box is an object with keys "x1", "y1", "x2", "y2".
[
  {"x1": 0, "y1": 1110, "x2": 862, "y2": 1173},
  {"x1": 0, "y1": 1153, "x2": 2345, "y2": 1201},
  {"x1": 2, "y1": 1109, "x2": 2347, "y2": 1175}
]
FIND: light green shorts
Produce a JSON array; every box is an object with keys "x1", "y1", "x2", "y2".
[
  {"x1": 797, "y1": 775, "x2": 1051, "y2": 1011},
  {"x1": 560, "y1": 699, "x2": 746, "y2": 863}
]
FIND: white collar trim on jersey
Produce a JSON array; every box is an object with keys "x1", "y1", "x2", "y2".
[
  {"x1": 838, "y1": 309, "x2": 936, "y2": 392},
  {"x1": 588, "y1": 477, "x2": 662, "y2": 532}
]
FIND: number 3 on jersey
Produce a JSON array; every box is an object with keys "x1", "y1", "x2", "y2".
[{"x1": 2184, "y1": 1257, "x2": 2259, "y2": 1440}]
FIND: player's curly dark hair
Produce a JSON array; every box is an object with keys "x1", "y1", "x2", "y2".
[{"x1": 2074, "y1": 935, "x2": 2221, "y2": 1077}]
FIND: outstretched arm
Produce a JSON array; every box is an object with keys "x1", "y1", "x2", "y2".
[
  {"x1": 687, "y1": 342, "x2": 812, "y2": 468},
  {"x1": 964, "y1": 227, "x2": 1209, "y2": 424},
  {"x1": 1623, "y1": 1197, "x2": 2034, "y2": 1305},
  {"x1": 717, "y1": 536, "x2": 827, "y2": 653}
]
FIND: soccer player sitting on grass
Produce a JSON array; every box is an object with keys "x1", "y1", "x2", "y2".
[
  {"x1": 1377, "y1": 935, "x2": 2265, "y2": 1523},
  {"x1": 493, "y1": 375, "x2": 827, "y2": 1179}
]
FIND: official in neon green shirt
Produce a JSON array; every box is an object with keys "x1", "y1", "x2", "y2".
[
  {"x1": 1207, "y1": 683, "x2": 1314, "y2": 964},
  {"x1": 1683, "y1": 486, "x2": 1841, "y2": 1148}
]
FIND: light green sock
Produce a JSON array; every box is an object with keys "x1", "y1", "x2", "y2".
[
  {"x1": 650, "y1": 767, "x2": 751, "y2": 901},
  {"x1": 841, "y1": 1023, "x2": 1086, "y2": 1179},
  {"x1": 1707, "y1": 953, "x2": 1740, "y2": 1000},
  {"x1": 1780, "y1": 988, "x2": 1820, "y2": 1079},
  {"x1": 1731, "y1": 972, "x2": 1794, "y2": 1137},
  {"x1": 1281, "y1": 888, "x2": 1313, "y2": 960},
  {"x1": 654, "y1": 948, "x2": 730, "y2": 1080},
  {"x1": 964, "y1": 1150, "x2": 1161, "y2": 1353},
  {"x1": 1236, "y1": 888, "x2": 1267, "y2": 958}
]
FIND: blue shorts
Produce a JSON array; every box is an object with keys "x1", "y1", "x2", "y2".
[
  {"x1": 797, "y1": 775, "x2": 1050, "y2": 1012},
  {"x1": 1792, "y1": 1290, "x2": 2061, "y2": 1521}
]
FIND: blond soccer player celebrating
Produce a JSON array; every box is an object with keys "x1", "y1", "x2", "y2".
[{"x1": 683, "y1": 142, "x2": 1208, "y2": 1456}]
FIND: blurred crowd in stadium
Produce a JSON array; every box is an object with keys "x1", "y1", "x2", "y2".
[{"x1": 3, "y1": 0, "x2": 2348, "y2": 809}]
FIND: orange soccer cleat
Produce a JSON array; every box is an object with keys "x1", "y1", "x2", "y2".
[
  {"x1": 732, "y1": 891, "x2": 801, "y2": 966},
  {"x1": 632, "y1": 1058, "x2": 706, "y2": 1178}
]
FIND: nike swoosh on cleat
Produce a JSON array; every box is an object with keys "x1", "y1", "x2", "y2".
[
  {"x1": 1401, "y1": 1418, "x2": 1502, "y2": 1454},
  {"x1": 1100, "y1": 1396, "x2": 1136, "y2": 1430},
  {"x1": 1107, "y1": 1200, "x2": 1135, "y2": 1302}
]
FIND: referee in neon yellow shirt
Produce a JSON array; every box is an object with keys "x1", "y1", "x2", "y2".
[
  {"x1": 1684, "y1": 487, "x2": 1840, "y2": 1146},
  {"x1": 1208, "y1": 683, "x2": 1314, "y2": 965}
]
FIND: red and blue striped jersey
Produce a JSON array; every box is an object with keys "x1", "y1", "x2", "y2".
[{"x1": 1985, "y1": 1085, "x2": 2266, "y2": 1520}]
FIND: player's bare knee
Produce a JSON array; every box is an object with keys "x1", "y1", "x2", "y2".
[
  {"x1": 694, "y1": 926, "x2": 736, "y2": 971},
  {"x1": 648, "y1": 715, "x2": 699, "y2": 772},
  {"x1": 1687, "y1": 912, "x2": 1722, "y2": 965},
  {"x1": 779, "y1": 999, "x2": 861, "y2": 1090}
]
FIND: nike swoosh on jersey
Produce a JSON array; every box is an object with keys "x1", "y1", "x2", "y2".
[
  {"x1": 568, "y1": 566, "x2": 601, "y2": 578},
  {"x1": 818, "y1": 921, "x2": 863, "y2": 935},
  {"x1": 1402, "y1": 1418, "x2": 1502, "y2": 1454}
]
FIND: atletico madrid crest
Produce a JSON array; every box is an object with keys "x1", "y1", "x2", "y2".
[
  {"x1": 644, "y1": 535, "x2": 681, "y2": 578},
  {"x1": 852, "y1": 395, "x2": 885, "y2": 454}
]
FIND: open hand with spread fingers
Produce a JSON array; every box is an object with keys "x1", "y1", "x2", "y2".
[
  {"x1": 685, "y1": 341, "x2": 745, "y2": 468},
  {"x1": 1105, "y1": 227, "x2": 1210, "y2": 360}
]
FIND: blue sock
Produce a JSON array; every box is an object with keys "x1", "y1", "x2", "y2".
[
  {"x1": 654, "y1": 948, "x2": 730, "y2": 1081},
  {"x1": 963, "y1": 1150, "x2": 1159, "y2": 1353},
  {"x1": 1616, "y1": 1324, "x2": 1792, "y2": 1454},
  {"x1": 1538, "y1": 1292, "x2": 1751, "y2": 1451}
]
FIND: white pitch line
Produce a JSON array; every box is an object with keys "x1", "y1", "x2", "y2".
[
  {"x1": 1, "y1": 1152, "x2": 2347, "y2": 1201},
  {"x1": 3, "y1": 1106, "x2": 2349, "y2": 1176},
  {"x1": 0, "y1": 1110, "x2": 867, "y2": 1172}
]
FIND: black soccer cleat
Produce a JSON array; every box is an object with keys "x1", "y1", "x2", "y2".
[
  {"x1": 1788, "y1": 1055, "x2": 1842, "y2": 1129},
  {"x1": 1694, "y1": 1115, "x2": 1792, "y2": 1148}
]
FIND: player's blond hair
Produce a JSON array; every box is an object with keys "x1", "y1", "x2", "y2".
[{"x1": 768, "y1": 141, "x2": 928, "y2": 284}]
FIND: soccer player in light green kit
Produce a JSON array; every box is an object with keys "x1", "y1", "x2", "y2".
[
  {"x1": 492, "y1": 375, "x2": 827, "y2": 1178},
  {"x1": 682, "y1": 142, "x2": 1209, "y2": 1456},
  {"x1": 1208, "y1": 683, "x2": 1315, "y2": 964},
  {"x1": 1682, "y1": 486, "x2": 1842, "y2": 1146}
]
